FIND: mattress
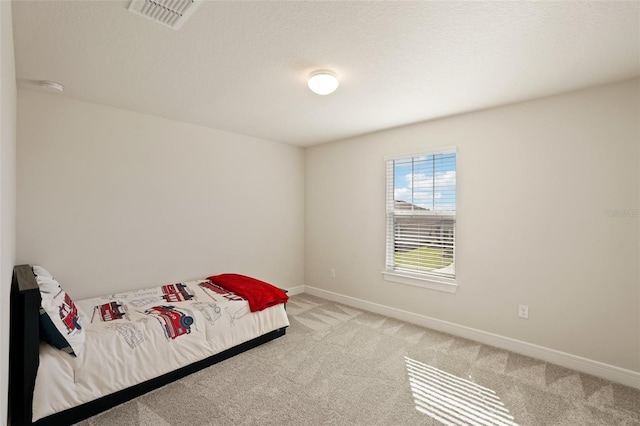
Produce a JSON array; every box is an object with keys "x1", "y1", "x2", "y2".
[{"x1": 32, "y1": 279, "x2": 289, "y2": 421}]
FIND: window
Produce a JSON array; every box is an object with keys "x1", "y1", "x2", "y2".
[{"x1": 383, "y1": 149, "x2": 457, "y2": 292}]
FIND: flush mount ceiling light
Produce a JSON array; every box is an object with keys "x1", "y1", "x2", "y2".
[
  {"x1": 308, "y1": 70, "x2": 339, "y2": 95},
  {"x1": 38, "y1": 80, "x2": 64, "y2": 93}
]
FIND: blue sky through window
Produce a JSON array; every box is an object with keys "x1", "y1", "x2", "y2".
[{"x1": 394, "y1": 153, "x2": 456, "y2": 212}]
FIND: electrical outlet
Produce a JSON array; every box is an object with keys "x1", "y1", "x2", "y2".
[
  {"x1": 330, "y1": 268, "x2": 336, "y2": 279},
  {"x1": 518, "y1": 304, "x2": 529, "y2": 319}
]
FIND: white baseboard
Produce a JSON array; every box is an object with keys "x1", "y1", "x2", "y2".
[
  {"x1": 303, "y1": 285, "x2": 640, "y2": 389},
  {"x1": 284, "y1": 285, "x2": 305, "y2": 296}
]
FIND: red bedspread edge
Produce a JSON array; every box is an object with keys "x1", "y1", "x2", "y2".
[{"x1": 207, "y1": 273, "x2": 289, "y2": 312}]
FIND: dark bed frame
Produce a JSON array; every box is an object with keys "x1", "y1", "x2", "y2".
[{"x1": 9, "y1": 264, "x2": 288, "y2": 426}]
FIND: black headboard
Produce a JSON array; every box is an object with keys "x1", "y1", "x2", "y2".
[{"x1": 9, "y1": 264, "x2": 41, "y2": 426}]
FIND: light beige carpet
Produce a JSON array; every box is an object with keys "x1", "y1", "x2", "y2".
[{"x1": 77, "y1": 294, "x2": 640, "y2": 425}]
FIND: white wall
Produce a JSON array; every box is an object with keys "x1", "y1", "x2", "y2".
[
  {"x1": 305, "y1": 79, "x2": 640, "y2": 373},
  {"x1": 17, "y1": 90, "x2": 305, "y2": 300},
  {"x1": 0, "y1": 1, "x2": 16, "y2": 424}
]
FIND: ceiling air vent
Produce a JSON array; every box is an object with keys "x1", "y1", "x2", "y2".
[{"x1": 128, "y1": 0, "x2": 201, "y2": 30}]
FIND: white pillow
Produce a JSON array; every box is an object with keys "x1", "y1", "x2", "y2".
[{"x1": 33, "y1": 266, "x2": 85, "y2": 356}]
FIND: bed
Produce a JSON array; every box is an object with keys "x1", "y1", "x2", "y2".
[{"x1": 9, "y1": 265, "x2": 290, "y2": 426}]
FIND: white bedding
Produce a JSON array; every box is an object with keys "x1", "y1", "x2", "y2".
[{"x1": 32, "y1": 279, "x2": 289, "y2": 421}]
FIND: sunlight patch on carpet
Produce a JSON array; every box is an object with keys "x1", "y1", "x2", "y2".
[{"x1": 405, "y1": 356, "x2": 518, "y2": 426}]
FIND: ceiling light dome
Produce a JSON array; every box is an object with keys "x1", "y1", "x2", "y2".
[{"x1": 308, "y1": 70, "x2": 339, "y2": 95}]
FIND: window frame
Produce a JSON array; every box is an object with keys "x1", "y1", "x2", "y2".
[{"x1": 382, "y1": 148, "x2": 458, "y2": 293}]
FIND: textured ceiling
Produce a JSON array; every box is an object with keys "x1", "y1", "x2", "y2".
[{"x1": 12, "y1": 1, "x2": 640, "y2": 146}]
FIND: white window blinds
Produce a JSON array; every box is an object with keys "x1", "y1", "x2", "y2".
[{"x1": 385, "y1": 150, "x2": 456, "y2": 282}]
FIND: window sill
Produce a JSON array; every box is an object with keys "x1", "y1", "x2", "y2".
[{"x1": 382, "y1": 270, "x2": 457, "y2": 293}]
